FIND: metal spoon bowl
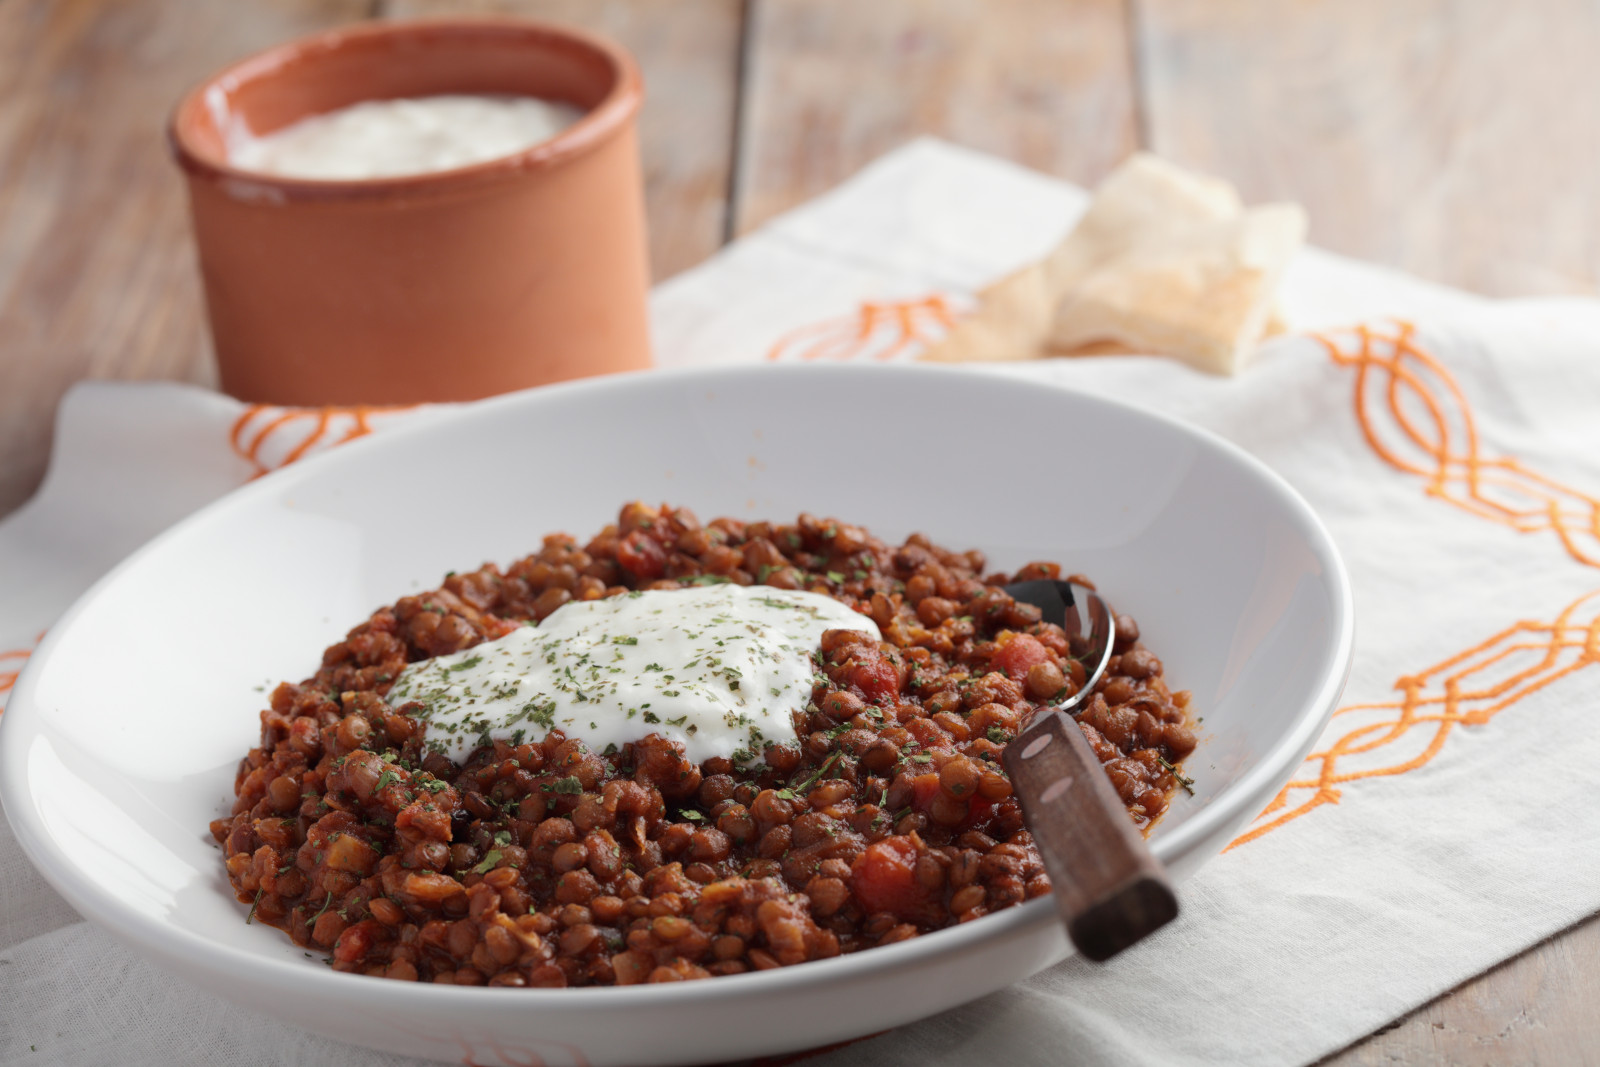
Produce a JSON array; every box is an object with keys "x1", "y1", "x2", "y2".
[{"x1": 1000, "y1": 578, "x2": 1114, "y2": 712}]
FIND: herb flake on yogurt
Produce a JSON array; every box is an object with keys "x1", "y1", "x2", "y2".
[{"x1": 385, "y1": 585, "x2": 880, "y2": 766}]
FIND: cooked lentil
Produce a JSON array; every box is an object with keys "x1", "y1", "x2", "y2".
[{"x1": 212, "y1": 503, "x2": 1196, "y2": 986}]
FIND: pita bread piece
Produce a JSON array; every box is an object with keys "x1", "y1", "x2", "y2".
[
  {"x1": 1038, "y1": 152, "x2": 1241, "y2": 295},
  {"x1": 920, "y1": 152, "x2": 1245, "y2": 364},
  {"x1": 1046, "y1": 203, "x2": 1307, "y2": 375},
  {"x1": 917, "y1": 262, "x2": 1054, "y2": 363}
]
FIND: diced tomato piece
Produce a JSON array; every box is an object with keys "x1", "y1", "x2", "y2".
[
  {"x1": 616, "y1": 529, "x2": 667, "y2": 581},
  {"x1": 909, "y1": 773, "x2": 941, "y2": 810},
  {"x1": 851, "y1": 835, "x2": 939, "y2": 924},
  {"x1": 903, "y1": 717, "x2": 950, "y2": 750},
  {"x1": 908, "y1": 772, "x2": 995, "y2": 830},
  {"x1": 991, "y1": 631, "x2": 1052, "y2": 680},
  {"x1": 963, "y1": 794, "x2": 996, "y2": 830},
  {"x1": 846, "y1": 648, "x2": 903, "y2": 704},
  {"x1": 332, "y1": 918, "x2": 382, "y2": 965},
  {"x1": 484, "y1": 616, "x2": 520, "y2": 640}
]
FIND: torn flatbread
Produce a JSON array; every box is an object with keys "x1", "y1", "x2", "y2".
[
  {"x1": 1046, "y1": 203, "x2": 1307, "y2": 375},
  {"x1": 920, "y1": 153, "x2": 1304, "y2": 373},
  {"x1": 923, "y1": 153, "x2": 1241, "y2": 364}
]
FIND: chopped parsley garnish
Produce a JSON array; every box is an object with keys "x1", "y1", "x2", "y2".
[
  {"x1": 1157, "y1": 755, "x2": 1195, "y2": 795},
  {"x1": 789, "y1": 751, "x2": 841, "y2": 795},
  {"x1": 245, "y1": 888, "x2": 263, "y2": 924}
]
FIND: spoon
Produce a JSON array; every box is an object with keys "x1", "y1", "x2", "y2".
[{"x1": 999, "y1": 579, "x2": 1179, "y2": 961}]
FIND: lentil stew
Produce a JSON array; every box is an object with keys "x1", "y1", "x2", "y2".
[{"x1": 212, "y1": 503, "x2": 1196, "y2": 987}]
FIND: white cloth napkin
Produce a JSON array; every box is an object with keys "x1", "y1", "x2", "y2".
[{"x1": 4, "y1": 139, "x2": 1600, "y2": 1067}]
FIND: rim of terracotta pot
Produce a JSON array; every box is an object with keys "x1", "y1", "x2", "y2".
[{"x1": 167, "y1": 16, "x2": 643, "y2": 204}]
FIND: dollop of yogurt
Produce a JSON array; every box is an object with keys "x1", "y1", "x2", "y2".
[
  {"x1": 385, "y1": 585, "x2": 880, "y2": 766},
  {"x1": 228, "y1": 94, "x2": 584, "y2": 181}
]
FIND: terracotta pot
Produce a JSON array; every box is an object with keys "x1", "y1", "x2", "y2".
[{"x1": 169, "y1": 18, "x2": 651, "y2": 406}]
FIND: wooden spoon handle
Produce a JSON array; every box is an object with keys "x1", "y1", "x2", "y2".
[{"x1": 1003, "y1": 708, "x2": 1178, "y2": 961}]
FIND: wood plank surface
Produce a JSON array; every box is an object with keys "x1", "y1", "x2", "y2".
[
  {"x1": 0, "y1": 0, "x2": 370, "y2": 517},
  {"x1": 382, "y1": 0, "x2": 744, "y2": 281},
  {"x1": 1135, "y1": 0, "x2": 1600, "y2": 298},
  {"x1": 1323, "y1": 912, "x2": 1600, "y2": 1066},
  {"x1": 731, "y1": 0, "x2": 1139, "y2": 234}
]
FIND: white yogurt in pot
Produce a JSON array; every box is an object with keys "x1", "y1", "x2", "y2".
[
  {"x1": 385, "y1": 585, "x2": 881, "y2": 767},
  {"x1": 227, "y1": 94, "x2": 584, "y2": 180}
]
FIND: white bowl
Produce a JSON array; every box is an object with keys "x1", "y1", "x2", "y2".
[{"x1": 0, "y1": 364, "x2": 1352, "y2": 1066}]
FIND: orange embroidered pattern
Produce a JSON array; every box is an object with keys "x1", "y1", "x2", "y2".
[
  {"x1": 1230, "y1": 588, "x2": 1600, "y2": 848},
  {"x1": 230, "y1": 405, "x2": 413, "y2": 478},
  {"x1": 765, "y1": 296, "x2": 958, "y2": 363},
  {"x1": 1318, "y1": 321, "x2": 1600, "y2": 568},
  {"x1": 0, "y1": 634, "x2": 43, "y2": 715}
]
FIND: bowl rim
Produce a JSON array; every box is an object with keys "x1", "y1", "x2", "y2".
[
  {"x1": 166, "y1": 16, "x2": 644, "y2": 203},
  {"x1": 0, "y1": 362, "x2": 1355, "y2": 1010}
]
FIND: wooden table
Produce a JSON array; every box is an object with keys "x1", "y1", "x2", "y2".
[{"x1": 2, "y1": 1, "x2": 1597, "y2": 1061}]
